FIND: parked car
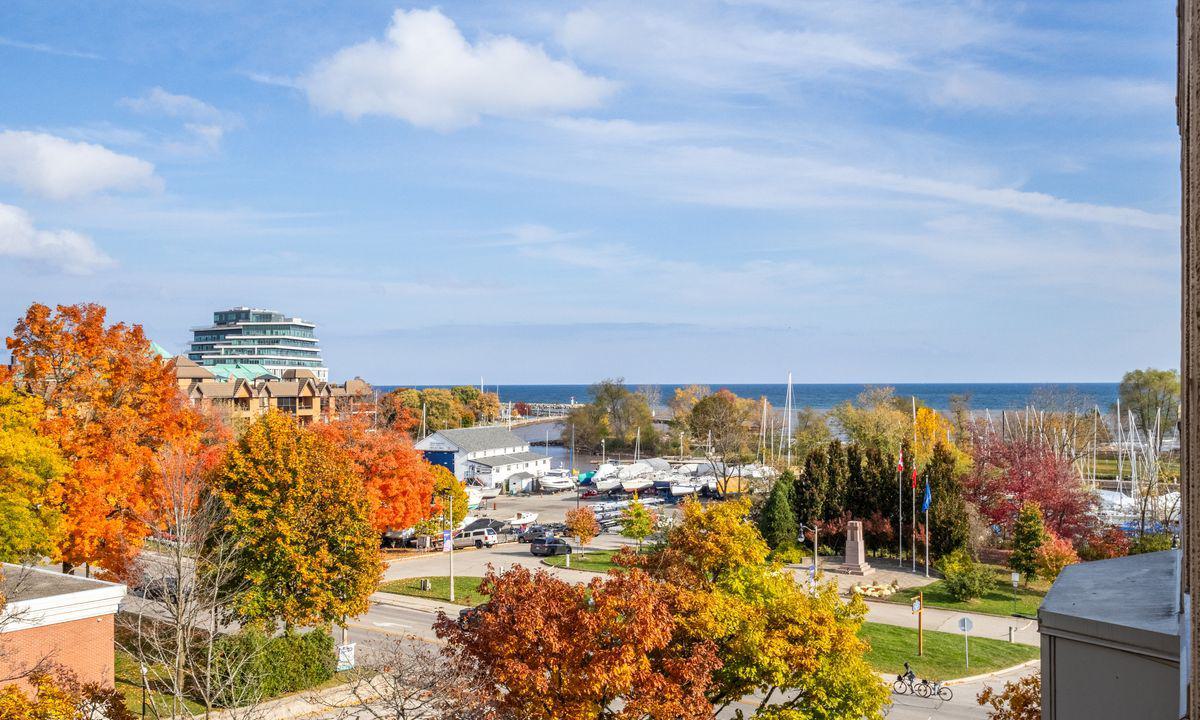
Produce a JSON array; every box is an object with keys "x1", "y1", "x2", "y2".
[
  {"x1": 454, "y1": 527, "x2": 498, "y2": 549},
  {"x1": 530, "y1": 538, "x2": 573, "y2": 556},
  {"x1": 458, "y1": 601, "x2": 492, "y2": 628},
  {"x1": 517, "y1": 525, "x2": 554, "y2": 543}
]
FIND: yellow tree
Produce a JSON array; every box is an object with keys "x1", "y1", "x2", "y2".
[
  {"x1": 635, "y1": 499, "x2": 889, "y2": 719},
  {"x1": 216, "y1": 411, "x2": 381, "y2": 627},
  {"x1": 0, "y1": 382, "x2": 65, "y2": 562},
  {"x1": 415, "y1": 465, "x2": 469, "y2": 535}
]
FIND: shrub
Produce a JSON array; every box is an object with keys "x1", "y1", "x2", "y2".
[
  {"x1": 939, "y1": 548, "x2": 997, "y2": 602},
  {"x1": 208, "y1": 626, "x2": 336, "y2": 704},
  {"x1": 1078, "y1": 527, "x2": 1131, "y2": 561},
  {"x1": 978, "y1": 673, "x2": 1040, "y2": 720},
  {"x1": 1129, "y1": 531, "x2": 1174, "y2": 555},
  {"x1": 1033, "y1": 534, "x2": 1078, "y2": 581}
]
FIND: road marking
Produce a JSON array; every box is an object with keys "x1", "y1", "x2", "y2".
[{"x1": 373, "y1": 621, "x2": 411, "y2": 628}]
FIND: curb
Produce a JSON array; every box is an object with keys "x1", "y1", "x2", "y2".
[{"x1": 943, "y1": 659, "x2": 1040, "y2": 686}]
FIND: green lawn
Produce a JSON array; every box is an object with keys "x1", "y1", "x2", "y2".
[
  {"x1": 378, "y1": 576, "x2": 489, "y2": 606},
  {"x1": 543, "y1": 549, "x2": 623, "y2": 573},
  {"x1": 860, "y1": 623, "x2": 1038, "y2": 681},
  {"x1": 891, "y1": 566, "x2": 1049, "y2": 617},
  {"x1": 115, "y1": 649, "x2": 209, "y2": 717}
]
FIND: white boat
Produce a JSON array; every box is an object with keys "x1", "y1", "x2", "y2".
[
  {"x1": 466, "y1": 487, "x2": 484, "y2": 510},
  {"x1": 506, "y1": 511, "x2": 539, "y2": 527},
  {"x1": 622, "y1": 477, "x2": 654, "y2": 493},
  {"x1": 670, "y1": 479, "x2": 702, "y2": 497},
  {"x1": 593, "y1": 463, "x2": 619, "y2": 481},
  {"x1": 467, "y1": 480, "x2": 501, "y2": 500},
  {"x1": 539, "y1": 469, "x2": 575, "y2": 491},
  {"x1": 595, "y1": 476, "x2": 622, "y2": 492},
  {"x1": 618, "y1": 461, "x2": 653, "y2": 480}
]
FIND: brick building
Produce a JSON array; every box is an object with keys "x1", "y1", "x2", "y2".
[{"x1": 0, "y1": 565, "x2": 125, "y2": 690}]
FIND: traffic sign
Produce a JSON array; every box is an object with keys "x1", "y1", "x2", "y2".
[
  {"x1": 1011, "y1": 571, "x2": 1020, "y2": 588},
  {"x1": 958, "y1": 617, "x2": 974, "y2": 633},
  {"x1": 911, "y1": 599, "x2": 922, "y2": 614}
]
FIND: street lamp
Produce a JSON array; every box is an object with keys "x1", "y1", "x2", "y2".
[{"x1": 798, "y1": 524, "x2": 819, "y2": 579}]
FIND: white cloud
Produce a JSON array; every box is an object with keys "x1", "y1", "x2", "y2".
[
  {"x1": 121, "y1": 87, "x2": 242, "y2": 152},
  {"x1": 0, "y1": 130, "x2": 160, "y2": 200},
  {"x1": 0, "y1": 203, "x2": 114, "y2": 274},
  {"x1": 302, "y1": 8, "x2": 617, "y2": 130}
]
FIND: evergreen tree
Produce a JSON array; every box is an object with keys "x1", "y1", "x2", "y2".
[
  {"x1": 1010, "y1": 502, "x2": 1049, "y2": 582},
  {"x1": 758, "y1": 470, "x2": 799, "y2": 549},
  {"x1": 795, "y1": 446, "x2": 828, "y2": 526},
  {"x1": 824, "y1": 440, "x2": 849, "y2": 521},
  {"x1": 844, "y1": 443, "x2": 869, "y2": 520},
  {"x1": 923, "y1": 442, "x2": 969, "y2": 557}
]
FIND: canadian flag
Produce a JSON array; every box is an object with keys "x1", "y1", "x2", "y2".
[
  {"x1": 897, "y1": 448, "x2": 904, "y2": 472},
  {"x1": 912, "y1": 468, "x2": 918, "y2": 490}
]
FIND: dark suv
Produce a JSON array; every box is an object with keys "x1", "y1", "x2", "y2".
[
  {"x1": 518, "y1": 525, "x2": 554, "y2": 543},
  {"x1": 530, "y1": 538, "x2": 572, "y2": 556}
]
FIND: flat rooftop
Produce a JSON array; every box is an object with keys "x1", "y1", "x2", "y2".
[
  {"x1": 1039, "y1": 549, "x2": 1179, "y2": 660},
  {"x1": 1, "y1": 563, "x2": 120, "y2": 603}
]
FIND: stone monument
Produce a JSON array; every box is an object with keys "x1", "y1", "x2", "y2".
[{"x1": 838, "y1": 520, "x2": 875, "y2": 575}]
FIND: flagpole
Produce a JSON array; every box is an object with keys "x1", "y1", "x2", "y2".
[
  {"x1": 897, "y1": 450, "x2": 903, "y2": 568},
  {"x1": 911, "y1": 397, "x2": 917, "y2": 574},
  {"x1": 924, "y1": 488, "x2": 930, "y2": 578}
]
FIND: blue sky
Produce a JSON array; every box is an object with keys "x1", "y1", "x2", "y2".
[{"x1": 0, "y1": 1, "x2": 1181, "y2": 384}]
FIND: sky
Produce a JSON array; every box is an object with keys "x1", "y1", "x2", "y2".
[{"x1": 0, "y1": 1, "x2": 1182, "y2": 384}]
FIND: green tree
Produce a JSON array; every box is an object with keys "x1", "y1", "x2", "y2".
[
  {"x1": 564, "y1": 378, "x2": 658, "y2": 453},
  {"x1": 830, "y1": 386, "x2": 910, "y2": 457},
  {"x1": 1117, "y1": 368, "x2": 1180, "y2": 449},
  {"x1": 215, "y1": 411, "x2": 382, "y2": 627},
  {"x1": 794, "y1": 445, "x2": 828, "y2": 526},
  {"x1": 643, "y1": 499, "x2": 889, "y2": 719},
  {"x1": 923, "y1": 442, "x2": 970, "y2": 557},
  {"x1": 792, "y1": 407, "x2": 832, "y2": 465},
  {"x1": 823, "y1": 440, "x2": 849, "y2": 521},
  {"x1": 0, "y1": 382, "x2": 65, "y2": 562},
  {"x1": 620, "y1": 494, "x2": 657, "y2": 548},
  {"x1": 1009, "y1": 502, "x2": 1049, "y2": 583},
  {"x1": 758, "y1": 470, "x2": 799, "y2": 550}
]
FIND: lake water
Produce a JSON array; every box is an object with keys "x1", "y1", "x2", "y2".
[{"x1": 377, "y1": 382, "x2": 1119, "y2": 412}]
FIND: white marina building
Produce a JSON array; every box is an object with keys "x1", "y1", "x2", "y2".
[{"x1": 414, "y1": 426, "x2": 550, "y2": 492}]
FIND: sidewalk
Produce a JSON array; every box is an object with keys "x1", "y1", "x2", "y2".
[{"x1": 864, "y1": 599, "x2": 1039, "y2": 645}]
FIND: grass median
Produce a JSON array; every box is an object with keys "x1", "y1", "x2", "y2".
[
  {"x1": 891, "y1": 566, "x2": 1049, "y2": 617},
  {"x1": 542, "y1": 548, "x2": 623, "y2": 573},
  {"x1": 860, "y1": 622, "x2": 1038, "y2": 681},
  {"x1": 378, "y1": 575, "x2": 489, "y2": 606}
]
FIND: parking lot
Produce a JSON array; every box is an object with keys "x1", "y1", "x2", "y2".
[{"x1": 381, "y1": 488, "x2": 659, "y2": 582}]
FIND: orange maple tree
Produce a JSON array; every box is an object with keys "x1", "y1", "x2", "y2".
[
  {"x1": 5, "y1": 302, "x2": 198, "y2": 577},
  {"x1": 435, "y1": 565, "x2": 718, "y2": 720},
  {"x1": 311, "y1": 416, "x2": 436, "y2": 533}
]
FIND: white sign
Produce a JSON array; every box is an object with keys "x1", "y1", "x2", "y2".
[
  {"x1": 1011, "y1": 572, "x2": 1020, "y2": 588},
  {"x1": 336, "y1": 643, "x2": 356, "y2": 671},
  {"x1": 442, "y1": 530, "x2": 452, "y2": 552},
  {"x1": 958, "y1": 617, "x2": 974, "y2": 633},
  {"x1": 911, "y1": 599, "x2": 922, "y2": 614}
]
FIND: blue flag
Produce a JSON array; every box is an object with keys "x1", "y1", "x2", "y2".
[{"x1": 921, "y1": 481, "x2": 931, "y2": 513}]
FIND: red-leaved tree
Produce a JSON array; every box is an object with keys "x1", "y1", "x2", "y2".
[
  {"x1": 964, "y1": 428, "x2": 1097, "y2": 544},
  {"x1": 311, "y1": 417, "x2": 436, "y2": 534},
  {"x1": 434, "y1": 566, "x2": 718, "y2": 720}
]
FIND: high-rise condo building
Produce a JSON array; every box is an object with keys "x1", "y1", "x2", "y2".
[{"x1": 187, "y1": 306, "x2": 328, "y2": 381}]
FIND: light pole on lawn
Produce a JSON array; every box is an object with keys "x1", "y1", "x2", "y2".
[{"x1": 798, "y1": 524, "x2": 819, "y2": 579}]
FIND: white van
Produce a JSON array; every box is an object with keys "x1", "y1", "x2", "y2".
[{"x1": 453, "y1": 527, "x2": 498, "y2": 549}]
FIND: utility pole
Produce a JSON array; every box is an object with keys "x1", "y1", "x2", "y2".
[{"x1": 448, "y1": 494, "x2": 455, "y2": 603}]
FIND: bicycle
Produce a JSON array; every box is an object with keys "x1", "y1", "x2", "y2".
[
  {"x1": 915, "y1": 679, "x2": 953, "y2": 701},
  {"x1": 892, "y1": 663, "x2": 919, "y2": 695}
]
